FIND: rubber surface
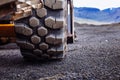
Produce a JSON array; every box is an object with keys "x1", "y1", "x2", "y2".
[{"x1": 15, "y1": 0, "x2": 67, "y2": 60}]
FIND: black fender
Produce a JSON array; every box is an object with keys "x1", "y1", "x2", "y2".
[{"x1": 67, "y1": 0, "x2": 75, "y2": 43}]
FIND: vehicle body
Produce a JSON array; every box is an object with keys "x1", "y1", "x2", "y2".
[{"x1": 0, "y1": 0, "x2": 74, "y2": 60}]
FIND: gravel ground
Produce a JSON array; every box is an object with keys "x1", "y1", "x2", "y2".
[{"x1": 0, "y1": 23, "x2": 120, "y2": 80}]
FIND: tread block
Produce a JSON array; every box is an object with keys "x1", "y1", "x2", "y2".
[
  {"x1": 38, "y1": 27, "x2": 48, "y2": 36},
  {"x1": 31, "y1": 3, "x2": 43, "y2": 9},
  {"x1": 39, "y1": 43, "x2": 49, "y2": 50},
  {"x1": 42, "y1": 54, "x2": 50, "y2": 58},
  {"x1": 33, "y1": 49, "x2": 42, "y2": 56},
  {"x1": 17, "y1": 3, "x2": 28, "y2": 9},
  {"x1": 44, "y1": 0, "x2": 55, "y2": 9},
  {"x1": 47, "y1": 48, "x2": 56, "y2": 55},
  {"x1": 14, "y1": 11, "x2": 24, "y2": 20},
  {"x1": 46, "y1": 34, "x2": 63, "y2": 45},
  {"x1": 15, "y1": 24, "x2": 24, "y2": 34},
  {"x1": 45, "y1": 17, "x2": 55, "y2": 29},
  {"x1": 23, "y1": 8, "x2": 32, "y2": 17},
  {"x1": 54, "y1": 34, "x2": 63, "y2": 45},
  {"x1": 26, "y1": 0, "x2": 40, "y2": 5},
  {"x1": 24, "y1": 26, "x2": 33, "y2": 36},
  {"x1": 44, "y1": 0, "x2": 64, "y2": 9},
  {"x1": 45, "y1": 17, "x2": 64, "y2": 29},
  {"x1": 17, "y1": 6, "x2": 31, "y2": 11},
  {"x1": 46, "y1": 34, "x2": 55, "y2": 44},
  {"x1": 37, "y1": 8, "x2": 47, "y2": 18},
  {"x1": 14, "y1": 7, "x2": 32, "y2": 20},
  {"x1": 53, "y1": 18, "x2": 64, "y2": 29},
  {"x1": 18, "y1": 0, "x2": 26, "y2": 2},
  {"x1": 56, "y1": 45, "x2": 65, "y2": 58},
  {"x1": 17, "y1": 41, "x2": 35, "y2": 50},
  {"x1": 15, "y1": 24, "x2": 33, "y2": 36},
  {"x1": 31, "y1": 35, "x2": 41, "y2": 44},
  {"x1": 53, "y1": 0, "x2": 64, "y2": 10},
  {"x1": 56, "y1": 45, "x2": 65, "y2": 53},
  {"x1": 18, "y1": 0, "x2": 42, "y2": 9},
  {"x1": 29, "y1": 17, "x2": 40, "y2": 27}
]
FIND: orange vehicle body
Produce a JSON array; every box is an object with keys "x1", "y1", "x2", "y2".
[{"x1": 0, "y1": 24, "x2": 15, "y2": 37}]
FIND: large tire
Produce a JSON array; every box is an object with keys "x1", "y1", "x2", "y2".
[{"x1": 15, "y1": 0, "x2": 67, "y2": 60}]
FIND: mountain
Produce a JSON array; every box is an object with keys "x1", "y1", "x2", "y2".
[{"x1": 74, "y1": 7, "x2": 120, "y2": 23}]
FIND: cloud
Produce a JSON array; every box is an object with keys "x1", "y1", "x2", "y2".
[{"x1": 73, "y1": 0, "x2": 120, "y2": 10}]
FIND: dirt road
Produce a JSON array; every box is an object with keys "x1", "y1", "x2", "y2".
[{"x1": 0, "y1": 23, "x2": 120, "y2": 80}]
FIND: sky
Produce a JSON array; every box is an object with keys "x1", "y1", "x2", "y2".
[{"x1": 73, "y1": 0, "x2": 120, "y2": 10}]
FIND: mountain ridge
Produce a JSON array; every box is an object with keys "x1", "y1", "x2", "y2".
[{"x1": 74, "y1": 7, "x2": 120, "y2": 23}]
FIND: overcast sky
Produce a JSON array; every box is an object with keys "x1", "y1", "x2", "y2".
[{"x1": 73, "y1": 0, "x2": 120, "y2": 10}]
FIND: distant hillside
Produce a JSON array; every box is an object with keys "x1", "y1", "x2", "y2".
[
  {"x1": 74, "y1": 17, "x2": 112, "y2": 25},
  {"x1": 74, "y1": 7, "x2": 120, "y2": 23}
]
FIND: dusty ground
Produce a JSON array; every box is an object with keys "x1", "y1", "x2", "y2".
[{"x1": 0, "y1": 23, "x2": 120, "y2": 80}]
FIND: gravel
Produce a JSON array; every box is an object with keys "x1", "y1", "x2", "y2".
[{"x1": 0, "y1": 23, "x2": 120, "y2": 80}]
